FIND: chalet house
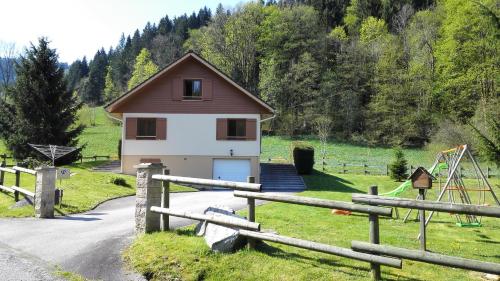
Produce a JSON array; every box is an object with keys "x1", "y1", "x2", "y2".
[{"x1": 105, "y1": 52, "x2": 275, "y2": 183}]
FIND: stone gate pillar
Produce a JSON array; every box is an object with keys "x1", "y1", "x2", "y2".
[
  {"x1": 34, "y1": 166, "x2": 56, "y2": 218},
  {"x1": 135, "y1": 163, "x2": 165, "y2": 234}
]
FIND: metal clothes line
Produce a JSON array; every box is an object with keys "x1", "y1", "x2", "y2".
[{"x1": 29, "y1": 144, "x2": 79, "y2": 166}]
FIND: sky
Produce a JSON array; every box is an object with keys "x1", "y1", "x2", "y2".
[{"x1": 0, "y1": 0, "x2": 247, "y2": 63}]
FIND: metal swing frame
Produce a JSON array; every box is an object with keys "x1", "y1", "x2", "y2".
[{"x1": 402, "y1": 144, "x2": 499, "y2": 227}]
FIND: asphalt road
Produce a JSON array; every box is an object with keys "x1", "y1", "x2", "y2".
[{"x1": 0, "y1": 191, "x2": 253, "y2": 281}]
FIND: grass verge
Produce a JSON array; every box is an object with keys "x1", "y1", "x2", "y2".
[
  {"x1": 124, "y1": 172, "x2": 500, "y2": 281},
  {"x1": 0, "y1": 161, "x2": 195, "y2": 218}
]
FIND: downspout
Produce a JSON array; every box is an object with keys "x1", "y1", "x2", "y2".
[
  {"x1": 105, "y1": 109, "x2": 124, "y2": 173},
  {"x1": 259, "y1": 113, "x2": 276, "y2": 156},
  {"x1": 261, "y1": 114, "x2": 276, "y2": 123}
]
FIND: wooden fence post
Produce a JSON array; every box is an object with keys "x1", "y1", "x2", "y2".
[
  {"x1": 14, "y1": 170, "x2": 20, "y2": 202},
  {"x1": 368, "y1": 185, "x2": 381, "y2": 281},
  {"x1": 419, "y1": 189, "x2": 427, "y2": 251},
  {"x1": 0, "y1": 160, "x2": 5, "y2": 186},
  {"x1": 247, "y1": 176, "x2": 256, "y2": 249},
  {"x1": 160, "y1": 169, "x2": 170, "y2": 231}
]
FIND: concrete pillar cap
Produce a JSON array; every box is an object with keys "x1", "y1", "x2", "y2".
[
  {"x1": 35, "y1": 166, "x2": 56, "y2": 171},
  {"x1": 134, "y1": 163, "x2": 166, "y2": 169}
]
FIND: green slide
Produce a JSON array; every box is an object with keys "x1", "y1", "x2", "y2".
[{"x1": 381, "y1": 162, "x2": 447, "y2": 197}]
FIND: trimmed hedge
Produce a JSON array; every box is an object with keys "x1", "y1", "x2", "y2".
[{"x1": 292, "y1": 142, "x2": 314, "y2": 175}]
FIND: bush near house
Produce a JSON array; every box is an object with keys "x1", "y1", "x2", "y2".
[{"x1": 292, "y1": 142, "x2": 314, "y2": 174}]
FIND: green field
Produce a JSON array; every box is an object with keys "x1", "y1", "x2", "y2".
[
  {"x1": 124, "y1": 172, "x2": 500, "y2": 281},
  {"x1": 2, "y1": 107, "x2": 497, "y2": 176},
  {"x1": 0, "y1": 161, "x2": 194, "y2": 218},
  {"x1": 76, "y1": 106, "x2": 122, "y2": 157}
]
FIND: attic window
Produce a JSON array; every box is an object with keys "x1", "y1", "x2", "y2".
[{"x1": 184, "y1": 79, "x2": 202, "y2": 100}]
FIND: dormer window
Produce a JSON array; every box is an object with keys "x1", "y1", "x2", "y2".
[{"x1": 184, "y1": 79, "x2": 202, "y2": 100}]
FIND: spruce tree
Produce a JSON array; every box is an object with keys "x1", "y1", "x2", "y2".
[
  {"x1": 82, "y1": 49, "x2": 107, "y2": 105},
  {"x1": 0, "y1": 38, "x2": 84, "y2": 160},
  {"x1": 389, "y1": 148, "x2": 409, "y2": 181}
]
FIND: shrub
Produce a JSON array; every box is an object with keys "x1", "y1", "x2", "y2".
[
  {"x1": 292, "y1": 142, "x2": 314, "y2": 175},
  {"x1": 109, "y1": 176, "x2": 129, "y2": 187},
  {"x1": 18, "y1": 157, "x2": 51, "y2": 169},
  {"x1": 389, "y1": 148, "x2": 408, "y2": 181}
]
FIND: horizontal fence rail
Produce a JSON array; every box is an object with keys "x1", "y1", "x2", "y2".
[
  {"x1": 234, "y1": 191, "x2": 392, "y2": 217},
  {"x1": 0, "y1": 167, "x2": 16, "y2": 174},
  {"x1": 13, "y1": 166, "x2": 37, "y2": 175},
  {"x1": 351, "y1": 241, "x2": 500, "y2": 275},
  {"x1": 152, "y1": 175, "x2": 261, "y2": 192},
  {"x1": 10, "y1": 185, "x2": 35, "y2": 198},
  {"x1": 352, "y1": 194, "x2": 500, "y2": 218},
  {"x1": 150, "y1": 207, "x2": 261, "y2": 231},
  {"x1": 239, "y1": 229, "x2": 402, "y2": 268},
  {"x1": 0, "y1": 164, "x2": 37, "y2": 202},
  {"x1": 0, "y1": 185, "x2": 15, "y2": 193}
]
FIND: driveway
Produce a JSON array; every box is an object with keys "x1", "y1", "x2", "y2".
[{"x1": 0, "y1": 191, "x2": 254, "y2": 281}]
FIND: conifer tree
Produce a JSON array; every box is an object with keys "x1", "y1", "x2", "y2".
[
  {"x1": 81, "y1": 49, "x2": 107, "y2": 105},
  {"x1": 389, "y1": 148, "x2": 409, "y2": 181},
  {"x1": 128, "y1": 48, "x2": 158, "y2": 90},
  {"x1": 0, "y1": 38, "x2": 83, "y2": 159}
]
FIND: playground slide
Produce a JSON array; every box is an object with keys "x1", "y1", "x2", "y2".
[{"x1": 381, "y1": 162, "x2": 445, "y2": 197}]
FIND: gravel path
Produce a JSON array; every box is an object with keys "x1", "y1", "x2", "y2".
[{"x1": 0, "y1": 241, "x2": 64, "y2": 281}]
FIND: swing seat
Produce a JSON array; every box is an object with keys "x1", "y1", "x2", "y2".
[{"x1": 456, "y1": 222, "x2": 482, "y2": 227}]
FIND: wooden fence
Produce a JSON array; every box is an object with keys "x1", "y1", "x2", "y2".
[
  {"x1": 138, "y1": 170, "x2": 500, "y2": 280},
  {"x1": 0, "y1": 165, "x2": 57, "y2": 218},
  {"x1": 265, "y1": 157, "x2": 498, "y2": 178},
  {"x1": 79, "y1": 155, "x2": 111, "y2": 162},
  {"x1": 327, "y1": 161, "x2": 498, "y2": 178},
  {"x1": 144, "y1": 172, "x2": 403, "y2": 278},
  {"x1": 351, "y1": 192, "x2": 500, "y2": 276},
  {"x1": 0, "y1": 165, "x2": 37, "y2": 201}
]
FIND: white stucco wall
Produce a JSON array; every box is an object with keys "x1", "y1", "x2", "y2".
[{"x1": 122, "y1": 113, "x2": 261, "y2": 157}]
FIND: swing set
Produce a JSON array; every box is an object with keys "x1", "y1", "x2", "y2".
[{"x1": 383, "y1": 144, "x2": 499, "y2": 227}]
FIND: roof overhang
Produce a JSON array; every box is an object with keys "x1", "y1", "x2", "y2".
[{"x1": 105, "y1": 52, "x2": 275, "y2": 115}]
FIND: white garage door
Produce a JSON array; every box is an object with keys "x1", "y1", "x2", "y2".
[{"x1": 213, "y1": 159, "x2": 251, "y2": 183}]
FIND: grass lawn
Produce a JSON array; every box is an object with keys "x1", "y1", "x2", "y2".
[
  {"x1": 124, "y1": 172, "x2": 500, "y2": 281},
  {"x1": 0, "y1": 161, "x2": 195, "y2": 218},
  {"x1": 76, "y1": 106, "x2": 122, "y2": 157}
]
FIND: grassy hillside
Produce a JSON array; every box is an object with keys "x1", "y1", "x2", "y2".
[{"x1": 76, "y1": 106, "x2": 121, "y2": 157}]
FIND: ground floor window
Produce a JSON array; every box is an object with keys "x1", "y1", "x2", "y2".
[
  {"x1": 137, "y1": 118, "x2": 156, "y2": 139},
  {"x1": 227, "y1": 119, "x2": 246, "y2": 139}
]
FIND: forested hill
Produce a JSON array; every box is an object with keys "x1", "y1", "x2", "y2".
[{"x1": 65, "y1": 0, "x2": 499, "y2": 162}]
